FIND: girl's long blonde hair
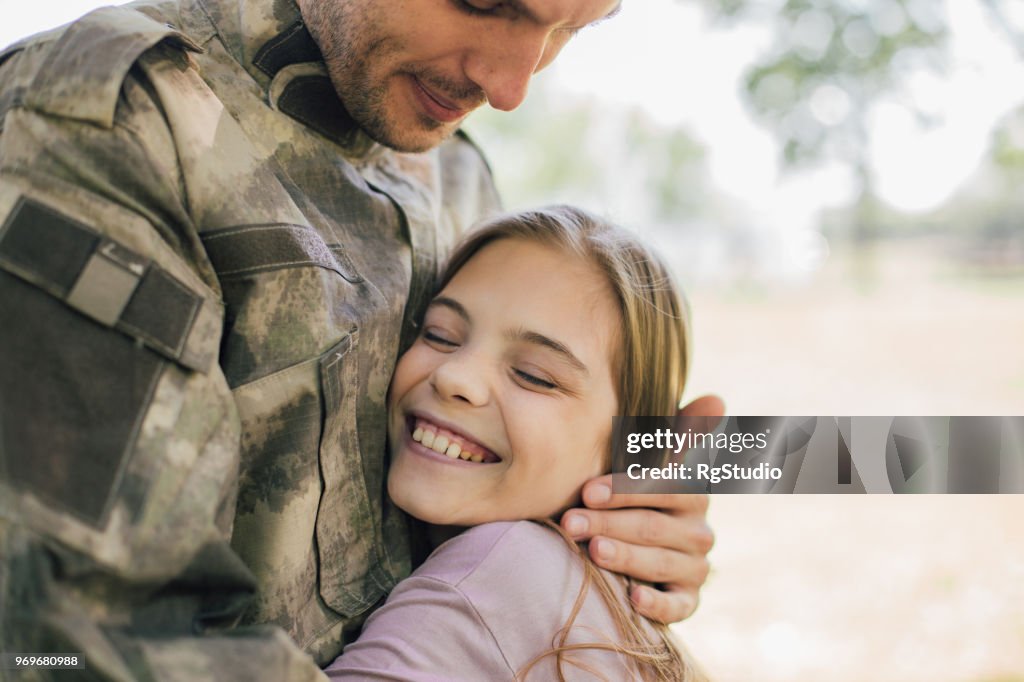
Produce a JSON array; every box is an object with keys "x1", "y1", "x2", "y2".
[{"x1": 438, "y1": 206, "x2": 706, "y2": 681}]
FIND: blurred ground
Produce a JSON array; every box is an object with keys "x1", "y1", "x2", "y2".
[
  {"x1": 672, "y1": 240, "x2": 1024, "y2": 681},
  {"x1": 684, "y1": 239, "x2": 1024, "y2": 416},
  {"x1": 674, "y1": 496, "x2": 1024, "y2": 682}
]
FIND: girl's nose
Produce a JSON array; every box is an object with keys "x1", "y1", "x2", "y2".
[{"x1": 429, "y1": 353, "x2": 491, "y2": 407}]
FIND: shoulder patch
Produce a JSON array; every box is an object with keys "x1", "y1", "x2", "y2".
[
  {"x1": 0, "y1": 196, "x2": 218, "y2": 374},
  {"x1": 23, "y1": 6, "x2": 202, "y2": 128}
]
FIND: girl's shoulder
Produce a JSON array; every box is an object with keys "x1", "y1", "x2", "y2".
[
  {"x1": 329, "y1": 522, "x2": 664, "y2": 680},
  {"x1": 413, "y1": 521, "x2": 652, "y2": 678},
  {"x1": 413, "y1": 520, "x2": 586, "y2": 589}
]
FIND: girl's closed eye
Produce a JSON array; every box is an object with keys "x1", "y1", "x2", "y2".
[
  {"x1": 513, "y1": 367, "x2": 558, "y2": 390},
  {"x1": 423, "y1": 328, "x2": 460, "y2": 348}
]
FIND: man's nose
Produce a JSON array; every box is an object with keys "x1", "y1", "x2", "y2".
[
  {"x1": 429, "y1": 353, "x2": 491, "y2": 407},
  {"x1": 464, "y1": 28, "x2": 550, "y2": 112}
]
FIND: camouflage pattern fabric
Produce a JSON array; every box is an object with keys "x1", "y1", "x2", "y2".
[{"x1": 0, "y1": 0, "x2": 501, "y2": 678}]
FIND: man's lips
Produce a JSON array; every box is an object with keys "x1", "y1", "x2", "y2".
[{"x1": 410, "y1": 76, "x2": 470, "y2": 124}]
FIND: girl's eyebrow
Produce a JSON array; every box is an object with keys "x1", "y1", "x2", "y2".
[
  {"x1": 429, "y1": 296, "x2": 589, "y2": 376},
  {"x1": 429, "y1": 296, "x2": 471, "y2": 322},
  {"x1": 510, "y1": 329, "x2": 590, "y2": 377}
]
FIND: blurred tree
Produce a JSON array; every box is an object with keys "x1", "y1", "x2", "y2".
[
  {"x1": 696, "y1": 0, "x2": 947, "y2": 166},
  {"x1": 940, "y1": 105, "x2": 1024, "y2": 271},
  {"x1": 979, "y1": 0, "x2": 1024, "y2": 60},
  {"x1": 991, "y1": 105, "x2": 1024, "y2": 178},
  {"x1": 468, "y1": 1, "x2": 1023, "y2": 283},
  {"x1": 693, "y1": 0, "x2": 951, "y2": 284}
]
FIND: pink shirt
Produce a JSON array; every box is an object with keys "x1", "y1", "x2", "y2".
[{"x1": 324, "y1": 521, "x2": 662, "y2": 680}]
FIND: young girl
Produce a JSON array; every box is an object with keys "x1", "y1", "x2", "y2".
[{"x1": 325, "y1": 206, "x2": 705, "y2": 681}]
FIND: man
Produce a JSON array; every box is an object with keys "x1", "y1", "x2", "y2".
[{"x1": 0, "y1": 0, "x2": 717, "y2": 679}]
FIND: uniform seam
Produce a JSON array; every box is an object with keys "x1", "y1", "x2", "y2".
[
  {"x1": 404, "y1": 575, "x2": 517, "y2": 676},
  {"x1": 201, "y1": 222, "x2": 310, "y2": 240},
  {"x1": 214, "y1": 259, "x2": 329, "y2": 277},
  {"x1": 446, "y1": 522, "x2": 525, "y2": 591},
  {"x1": 103, "y1": 107, "x2": 194, "y2": 247}
]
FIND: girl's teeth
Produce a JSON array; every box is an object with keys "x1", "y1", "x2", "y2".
[{"x1": 410, "y1": 419, "x2": 494, "y2": 463}]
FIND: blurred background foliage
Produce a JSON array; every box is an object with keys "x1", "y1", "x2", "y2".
[{"x1": 469, "y1": 0, "x2": 1024, "y2": 268}]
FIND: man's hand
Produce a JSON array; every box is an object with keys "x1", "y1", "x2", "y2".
[{"x1": 560, "y1": 395, "x2": 725, "y2": 624}]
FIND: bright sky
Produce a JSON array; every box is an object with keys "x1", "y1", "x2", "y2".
[{"x1": 4, "y1": 0, "x2": 1023, "y2": 225}]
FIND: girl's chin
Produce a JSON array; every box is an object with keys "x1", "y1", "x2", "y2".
[
  {"x1": 397, "y1": 503, "x2": 458, "y2": 526},
  {"x1": 390, "y1": 491, "x2": 510, "y2": 528},
  {"x1": 390, "y1": 480, "x2": 565, "y2": 528},
  {"x1": 389, "y1": 480, "x2": 472, "y2": 526}
]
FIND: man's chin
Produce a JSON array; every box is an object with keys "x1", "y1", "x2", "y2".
[
  {"x1": 375, "y1": 128, "x2": 458, "y2": 154},
  {"x1": 359, "y1": 115, "x2": 460, "y2": 154}
]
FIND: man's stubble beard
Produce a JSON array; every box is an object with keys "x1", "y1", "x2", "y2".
[{"x1": 302, "y1": 1, "x2": 450, "y2": 153}]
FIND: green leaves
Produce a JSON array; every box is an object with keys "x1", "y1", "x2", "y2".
[{"x1": 704, "y1": 0, "x2": 948, "y2": 171}]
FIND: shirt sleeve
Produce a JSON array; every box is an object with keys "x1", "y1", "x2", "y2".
[
  {"x1": 324, "y1": 522, "x2": 658, "y2": 681},
  {"x1": 323, "y1": 575, "x2": 515, "y2": 681},
  {"x1": 0, "y1": 36, "x2": 325, "y2": 682}
]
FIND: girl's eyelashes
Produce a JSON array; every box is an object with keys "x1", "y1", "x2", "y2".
[
  {"x1": 423, "y1": 329, "x2": 459, "y2": 348},
  {"x1": 513, "y1": 368, "x2": 558, "y2": 390}
]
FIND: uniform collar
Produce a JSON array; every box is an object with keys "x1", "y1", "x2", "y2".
[{"x1": 197, "y1": 0, "x2": 372, "y2": 152}]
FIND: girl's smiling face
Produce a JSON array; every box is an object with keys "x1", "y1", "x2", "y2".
[{"x1": 386, "y1": 237, "x2": 621, "y2": 526}]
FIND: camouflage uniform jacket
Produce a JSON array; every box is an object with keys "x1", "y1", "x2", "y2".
[{"x1": 0, "y1": 0, "x2": 500, "y2": 678}]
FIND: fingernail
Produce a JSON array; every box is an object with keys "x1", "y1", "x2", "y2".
[
  {"x1": 633, "y1": 586, "x2": 652, "y2": 609},
  {"x1": 588, "y1": 484, "x2": 611, "y2": 505},
  {"x1": 595, "y1": 538, "x2": 617, "y2": 561},
  {"x1": 565, "y1": 514, "x2": 588, "y2": 537}
]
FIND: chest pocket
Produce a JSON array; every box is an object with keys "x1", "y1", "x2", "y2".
[
  {"x1": 315, "y1": 333, "x2": 392, "y2": 615},
  {"x1": 211, "y1": 222, "x2": 393, "y2": 623},
  {"x1": 200, "y1": 222, "x2": 363, "y2": 387}
]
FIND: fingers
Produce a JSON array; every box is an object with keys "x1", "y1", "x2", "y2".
[
  {"x1": 576, "y1": 475, "x2": 712, "y2": 514},
  {"x1": 562, "y1": 476, "x2": 714, "y2": 552},
  {"x1": 562, "y1": 507, "x2": 715, "y2": 556},
  {"x1": 674, "y1": 394, "x2": 726, "y2": 442},
  {"x1": 587, "y1": 534, "x2": 711, "y2": 585},
  {"x1": 630, "y1": 584, "x2": 700, "y2": 624},
  {"x1": 559, "y1": 482, "x2": 715, "y2": 624},
  {"x1": 678, "y1": 394, "x2": 726, "y2": 419}
]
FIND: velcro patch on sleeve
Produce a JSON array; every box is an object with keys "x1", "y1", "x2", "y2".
[{"x1": 0, "y1": 197, "x2": 213, "y2": 373}]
